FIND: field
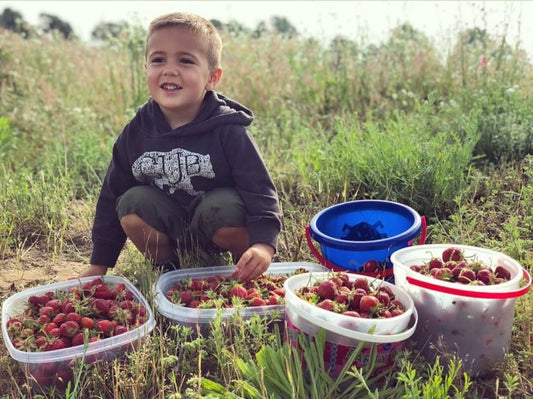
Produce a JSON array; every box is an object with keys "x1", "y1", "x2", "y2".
[{"x1": 0, "y1": 17, "x2": 533, "y2": 399}]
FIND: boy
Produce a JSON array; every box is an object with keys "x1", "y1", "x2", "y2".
[{"x1": 76, "y1": 12, "x2": 281, "y2": 281}]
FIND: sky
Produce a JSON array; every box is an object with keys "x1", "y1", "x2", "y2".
[{"x1": 1, "y1": 1, "x2": 532, "y2": 59}]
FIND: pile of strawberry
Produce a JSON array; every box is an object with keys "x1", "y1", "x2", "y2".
[
  {"x1": 166, "y1": 268, "x2": 310, "y2": 309},
  {"x1": 6, "y1": 278, "x2": 148, "y2": 354},
  {"x1": 295, "y1": 272, "x2": 406, "y2": 318},
  {"x1": 409, "y1": 246, "x2": 512, "y2": 285}
]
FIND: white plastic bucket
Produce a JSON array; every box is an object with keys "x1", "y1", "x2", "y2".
[
  {"x1": 284, "y1": 272, "x2": 418, "y2": 378},
  {"x1": 392, "y1": 244, "x2": 531, "y2": 375}
]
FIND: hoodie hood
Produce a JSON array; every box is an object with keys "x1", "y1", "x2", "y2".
[{"x1": 139, "y1": 91, "x2": 253, "y2": 137}]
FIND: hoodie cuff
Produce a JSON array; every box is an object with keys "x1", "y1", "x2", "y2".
[
  {"x1": 247, "y1": 219, "x2": 280, "y2": 252},
  {"x1": 90, "y1": 242, "x2": 123, "y2": 268}
]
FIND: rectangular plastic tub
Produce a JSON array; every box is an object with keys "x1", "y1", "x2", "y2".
[
  {"x1": 2, "y1": 275, "x2": 155, "y2": 391},
  {"x1": 154, "y1": 262, "x2": 328, "y2": 335}
]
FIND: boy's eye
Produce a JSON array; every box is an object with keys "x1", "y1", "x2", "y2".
[
  {"x1": 150, "y1": 57, "x2": 165, "y2": 64},
  {"x1": 180, "y1": 58, "x2": 194, "y2": 64}
]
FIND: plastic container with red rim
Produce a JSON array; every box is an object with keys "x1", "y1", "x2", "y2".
[
  {"x1": 284, "y1": 272, "x2": 418, "y2": 378},
  {"x1": 391, "y1": 244, "x2": 531, "y2": 375}
]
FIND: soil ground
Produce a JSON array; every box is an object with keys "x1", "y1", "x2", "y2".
[{"x1": 1, "y1": 249, "x2": 87, "y2": 296}]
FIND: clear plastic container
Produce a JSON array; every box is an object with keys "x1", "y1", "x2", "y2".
[
  {"x1": 2, "y1": 276, "x2": 155, "y2": 390},
  {"x1": 392, "y1": 244, "x2": 531, "y2": 375},
  {"x1": 154, "y1": 262, "x2": 328, "y2": 335}
]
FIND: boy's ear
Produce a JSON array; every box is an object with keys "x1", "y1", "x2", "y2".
[{"x1": 205, "y1": 68, "x2": 223, "y2": 91}]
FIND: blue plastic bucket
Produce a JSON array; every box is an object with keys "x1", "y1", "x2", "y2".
[{"x1": 306, "y1": 200, "x2": 426, "y2": 279}]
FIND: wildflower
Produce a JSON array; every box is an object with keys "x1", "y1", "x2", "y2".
[{"x1": 478, "y1": 56, "x2": 489, "y2": 68}]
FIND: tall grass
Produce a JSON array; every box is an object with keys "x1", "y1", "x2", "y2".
[{"x1": 0, "y1": 13, "x2": 533, "y2": 398}]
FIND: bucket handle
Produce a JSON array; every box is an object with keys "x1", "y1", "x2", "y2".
[
  {"x1": 305, "y1": 226, "x2": 393, "y2": 279},
  {"x1": 405, "y1": 268, "x2": 531, "y2": 299},
  {"x1": 288, "y1": 301, "x2": 418, "y2": 343},
  {"x1": 415, "y1": 215, "x2": 427, "y2": 245}
]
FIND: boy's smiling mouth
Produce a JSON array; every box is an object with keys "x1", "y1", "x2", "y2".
[{"x1": 161, "y1": 83, "x2": 182, "y2": 91}]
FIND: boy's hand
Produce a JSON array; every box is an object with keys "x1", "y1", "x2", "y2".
[
  {"x1": 69, "y1": 264, "x2": 109, "y2": 280},
  {"x1": 233, "y1": 243, "x2": 274, "y2": 281}
]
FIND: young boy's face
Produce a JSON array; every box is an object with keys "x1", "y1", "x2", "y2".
[{"x1": 145, "y1": 26, "x2": 222, "y2": 128}]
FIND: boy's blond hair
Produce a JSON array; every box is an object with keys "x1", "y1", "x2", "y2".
[{"x1": 146, "y1": 12, "x2": 222, "y2": 71}]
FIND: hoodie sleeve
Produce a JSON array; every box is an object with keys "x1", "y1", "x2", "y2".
[
  {"x1": 224, "y1": 126, "x2": 281, "y2": 250},
  {"x1": 90, "y1": 131, "x2": 137, "y2": 267}
]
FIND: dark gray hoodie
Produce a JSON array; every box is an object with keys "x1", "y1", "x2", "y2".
[{"x1": 90, "y1": 91, "x2": 281, "y2": 267}]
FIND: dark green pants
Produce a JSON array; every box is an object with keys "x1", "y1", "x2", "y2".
[{"x1": 116, "y1": 185, "x2": 246, "y2": 264}]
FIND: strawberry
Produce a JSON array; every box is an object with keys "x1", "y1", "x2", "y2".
[
  {"x1": 34, "y1": 336, "x2": 48, "y2": 350},
  {"x1": 39, "y1": 306, "x2": 56, "y2": 318},
  {"x1": 71, "y1": 332, "x2": 86, "y2": 346},
  {"x1": 267, "y1": 295, "x2": 280, "y2": 305},
  {"x1": 59, "y1": 321, "x2": 79, "y2": 338},
  {"x1": 359, "y1": 295, "x2": 380, "y2": 313},
  {"x1": 45, "y1": 299, "x2": 63, "y2": 312},
  {"x1": 52, "y1": 313, "x2": 66, "y2": 325},
  {"x1": 430, "y1": 267, "x2": 453, "y2": 281},
  {"x1": 109, "y1": 305, "x2": 133, "y2": 325},
  {"x1": 246, "y1": 288, "x2": 262, "y2": 299},
  {"x1": 230, "y1": 285, "x2": 248, "y2": 300},
  {"x1": 249, "y1": 297, "x2": 267, "y2": 307},
  {"x1": 113, "y1": 283, "x2": 126, "y2": 294},
  {"x1": 376, "y1": 291, "x2": 390, "y2": 306},
  {"x1": 44, "y1": 337, "x2": 70, "y2": 351},
  {"x1": 350, "y1": 288, "x2": 367, "y2": 309},
  {"x1": 442, "y1": 246, "x2": 464, "y2": 262},
  {"x1": 96, "y1": 320, "x2": 113, "y2": 336},
  {"x1": 66, "y1": 312, "x2": 82, "y2": 323},
  {"x1": 378, "y1": 285, "x2": 395, "y2": 299},
  {"x1": 135, "y1": 305, "x2": 147, "y2": 317},
  {"x1": 6, "y1": 319, "x2": 23, "y2": 336},
  {"x1": 428, "y1": 258, "x2": 443, "y2": 269},
  {"x1": 61, "y1": 300, "x2": 75, "y2": 314},
  {"x1": 90, "y1": 298, "x2": 110, "y2": 315},
  {"x1": 336, "y1": 293, "x2": 349, "y2": 304},
  {"x1": 476, "y1": 268, "x2": 495, "y2": 285},
  {"x1": 317, "y1": 280, "x2": 337, "y2": 300},
  {"x1": 391, "y1": 308, "x2": 405, "y2": 317},
  {"x1": 119, "y1": 300, "x2": 134, "y2": 310},
  {"x1": 495, "y1": 265, "x2": 511, "y2": 281},
  {"x1": 343, "y1": 310, "x2": 361, "y2": 318},
  {"x1": 352, "y1": 278, "x2": 369, "y2": 292},
  {"x1": 114, "y1": 325, "x2": 129, "y2": 335},
  {"x1": 457, "y1": 268, "x2": 476, "y2": 284},
  {"x1": 93, "y1": 284, "x2": 116, "y2": 300},
  {"x1": 363, "y1": 260, "x2": 379, "y2": 273},
  {"x1": 80, "y1": 317, "x2": 95, "y2": 330},
  {"x1": 316, "y1": 299, "x2": 335, "y2": 312},
  {"x1": 48, "y1": 327, "x2": 61, "y2": 337},
  {"x1": 179, "y1": 291, "x2": 194, "y2": 305},
  {"x1": 28, "y1": 295, "x2": 50, "y2": 309},
  {"x1": 43, "y1": 322, "x2": 59, "y2": 334},
  {"x1": 189, "y1": 300, "x2": 201, "y2": 308}
]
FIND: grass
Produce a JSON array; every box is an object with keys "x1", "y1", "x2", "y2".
[{"x1": 0, "y1": 12, "x2": 533, "y2": 399}]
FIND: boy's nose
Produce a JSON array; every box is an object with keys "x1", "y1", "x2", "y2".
[{"x1": 163, "y1": 68, "x2": 178, "y2": 76}]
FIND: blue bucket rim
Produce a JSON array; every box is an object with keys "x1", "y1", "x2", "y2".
[{"x1": 309, "y1": 200, "x2": 422, "y2": 251}]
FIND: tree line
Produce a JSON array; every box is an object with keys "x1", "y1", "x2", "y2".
[{"x1": 0, "y1": 7, "x2": 298, "y2": 41}]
